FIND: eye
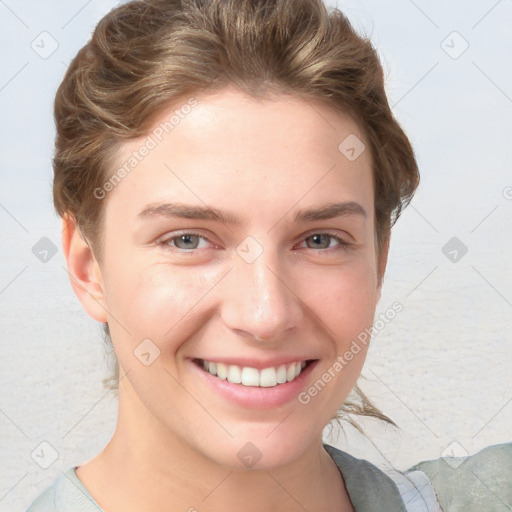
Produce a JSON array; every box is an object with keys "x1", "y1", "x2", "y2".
[
  {"x1": 300, "y1": 233, "x2": 351, "y2": 251},
  {"x1": 157, "y1": 231, "x2": 351, "y2": 254},
  {"x1": 158, "y1": 232, "x2": 212, "y2": 252}
]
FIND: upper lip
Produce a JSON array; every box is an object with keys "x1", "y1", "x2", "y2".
[{"x1": 192, "y1": 357, "x2": 316, "y2": 370}]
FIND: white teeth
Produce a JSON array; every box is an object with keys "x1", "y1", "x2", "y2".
[
  {"x1": 286, "y1": 363, "x2": 296, "y2": 382},
  {"x1": 216, "y1": 362, "x2": 228, "y2": 380},
  {"x1": 200, "y1": 359, "x2": 308, "y2": 387},
  {"x1": 227, "y1": 364, "x2": 242, "y2": 384},
  {"x1": 276, "y1": 364, "x2": 287, "y2": 384},
  {"x1": 259, "y1": 367, "x2": 277, "y2": 387},
  {"x1": 241, "y1": 367, "x2": 259, "y2": 386}
]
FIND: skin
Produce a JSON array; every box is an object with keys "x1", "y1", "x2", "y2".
[{"x1": 63, "y1": 86, "x2": 389, "y2": 512}]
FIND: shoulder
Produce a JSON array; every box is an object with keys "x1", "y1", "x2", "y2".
[
  {"x1": 26, "y1": 468, "x2": 103, "y2": 512},
  {"x1": 408, "y1": 442, "x2": 512, "y2": 511}
]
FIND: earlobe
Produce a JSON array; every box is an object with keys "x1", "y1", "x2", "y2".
[{"x1": 61, "y1": 214, "x2": 108, "y2": 323}]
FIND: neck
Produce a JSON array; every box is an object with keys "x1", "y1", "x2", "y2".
[{"x1": 76, "y1": 377, "x2": 354, "y2": 512}]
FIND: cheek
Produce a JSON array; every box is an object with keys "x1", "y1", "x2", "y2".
[
  {"x1": 296, "y1": 257, "x2": 379, "y2": 342},
  {"x1": 293, "y1": 260, "x2": 377, "y2": 418},
  {"x1": 104, "y1": 258, "x2": 223, "y2": 346}
]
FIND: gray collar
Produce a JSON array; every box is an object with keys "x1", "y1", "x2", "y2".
[{"x1": 324, "y1": 443, "x2": 407, "y2": 511}]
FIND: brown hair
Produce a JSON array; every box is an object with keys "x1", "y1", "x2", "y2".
[{"x1": 54, "y1": 0, "x2": 419, "y2": 431}]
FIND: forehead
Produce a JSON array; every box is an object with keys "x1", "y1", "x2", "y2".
[
  {"x1": 146, "y1": 87, "x2": 369, "y2": 166},
  {"x1": 105, "y1": 87, "x2": 374, "y2": 224}
]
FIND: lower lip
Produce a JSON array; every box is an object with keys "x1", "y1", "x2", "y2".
[{"x1": 189, "y1": 359, "x2": 318, "y2": 409}]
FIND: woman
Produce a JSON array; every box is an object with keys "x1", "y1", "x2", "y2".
[{"x1": 26, "y1": 0, "x2": 511, "y2": 510}]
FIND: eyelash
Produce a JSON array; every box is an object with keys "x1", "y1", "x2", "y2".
[{"x1": 157, "y1": 231, "x2": 352, "y2": 254}]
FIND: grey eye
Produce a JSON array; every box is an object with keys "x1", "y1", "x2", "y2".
[
  {"x1": 305, "y1": 234, "x2": 332, "y2": 249},
  {"x1": 172, "y1": 234, "x2": 202, "y2": 250}
]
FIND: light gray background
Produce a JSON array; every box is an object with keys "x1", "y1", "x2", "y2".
[{"x1": 1, "y1": 1, "x2": 511, "y2": 510}]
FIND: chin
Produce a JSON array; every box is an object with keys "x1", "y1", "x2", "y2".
[{"x1": 196, "y1": 426, "x2": 320, "y2": 472}]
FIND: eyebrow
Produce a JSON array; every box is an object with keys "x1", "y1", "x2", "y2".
[{"x1": 138, "y1": 201, "x2": 367, "y2": 224}]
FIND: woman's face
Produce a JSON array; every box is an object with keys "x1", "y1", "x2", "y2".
[{"x1": 80, "y1": 86, "x2": 387, "y2": 469}]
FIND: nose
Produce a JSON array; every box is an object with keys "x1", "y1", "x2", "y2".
[{"x1": 220, "y1": 246, "x2": 302, "y2": 343}]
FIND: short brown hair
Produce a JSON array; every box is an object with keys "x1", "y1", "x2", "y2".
[{"x1": 54, "y1": 0, "x2": 419, "y2": 430}]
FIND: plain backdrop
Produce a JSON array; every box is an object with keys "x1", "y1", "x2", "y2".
[{"x1": 0, "y1": 0, "x2": 511, "y2": 510}]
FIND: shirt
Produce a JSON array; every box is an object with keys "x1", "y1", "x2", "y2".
[{"x1": 27, "y1": 442, "x2": 512, "y2": 511}]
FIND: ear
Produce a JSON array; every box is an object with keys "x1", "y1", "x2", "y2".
[
  {"x1": 61, "y1": 214, "x2": 108, "y2": 323},
  {"x1": 376, "y1": 237, "x2": 390, "y2": 302}
]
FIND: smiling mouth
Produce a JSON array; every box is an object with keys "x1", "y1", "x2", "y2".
[{"x1": 193, "y1": 358, "x2": 315, "y2": 387}]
